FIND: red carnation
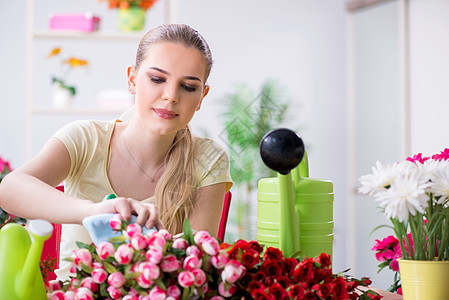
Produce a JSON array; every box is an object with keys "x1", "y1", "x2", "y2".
[
  {"x1": 263, "y1": 247, "x2": 283, "y2": 261},
  {"x1": 287, "y1": 284, "x2": 305, "y2": 299},
  {"x1": 268, "y1": 283, "x2": 289, "y2": 300}
]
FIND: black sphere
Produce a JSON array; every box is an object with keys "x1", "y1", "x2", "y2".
[{"x1": 259, "y1": 128, "x2": 305, "y2": 175}]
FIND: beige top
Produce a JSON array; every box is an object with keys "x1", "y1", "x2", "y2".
[{"x1": 52, "y1": 119, "x2": 232, "y2": 280}]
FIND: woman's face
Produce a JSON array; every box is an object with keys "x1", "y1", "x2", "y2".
[{"x1": 129, "y1": 42, "x2": 209, "y2": 136}]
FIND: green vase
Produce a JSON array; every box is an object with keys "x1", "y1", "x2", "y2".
[{"x1": 117, "y1": 7, "x2": 145, "y2": 31}]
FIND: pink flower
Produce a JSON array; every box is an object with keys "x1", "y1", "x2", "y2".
[
  {"x1": 107, "y1": 286, "x2": 123, "y2": 299},
  {"x1": 46, "y1": 279, "x2": 62, "y2": 292},
  {"x1": 80, "y1": 277, "x2": 98, "y2": 293},
  {"x1": 194, "y1": 230, "x2": 211, "y2": 245},
  {"x1": 221, "y1": 260, "x2": 246, "y2": 283},
  {"x1": 74, "y1": 248, "x2": 93, "y2": 267},
  {"x1": 140, "y1": 261, "x2": 161, "y2": 281},
  {"x1": 202, "y1": 236, "x2": 220, "y2": 256},
  {"x1": 167, "y1": 285, "x2": 181, "y2": 299},
  {"x1": 136, "y1": 274, "x2": 152, "y2": 289},
  {"x1": 131, "y1": 233, "x2": 148, "y2": 250},
  {"x1": 406, "y1": 153, "x2": 430, "y2": 164},
  {"x1": 63, "y1": 290, "x2": 75, "y2": 300},
  {"x1": 122, "y1": 295, "x2": 139, "y2": 300},
  {"x1": 91, "y1": 268, "x2": 108, "y2": 284},
  {"x1": 50, "y1": 290, "x2": 65, "y2": 300},
  {"x1": 74, "y1": 287, "x2": 93, "y2": 300},
  {"x1": 156, "y1": 229, "x2": 172, "y2": 240},
  {"x1": 432, "y1": 148, "x2": 449, "y2": 161},
  {"x1": 186, "y1": 245, "x2": 203, "y2": 257},
  {"x1": 172, "y1": 238, "x2": 188, "y2": 250},
  {"x1": 109, "y1": 214, "x2": 123, "y2": 231},
  {"x1": 149, "y1": 286, "x2": 167, "y2": 300},
  {"x1": 96, "y1": 241, "x2": 115, "y2": 260},
  {"x1": 192, "y1": 268, "x2": 207, "y2": 287},
  {"x1": 114, "y1": 243, "x2": 134, "y2": 264},
  {"x1": 145, "y1": 247, "x2": 163, "y2": 264},
  {"x1": 211, "y1": 251, "x2": 229, "y2": 269},
  {"x1": 108, "y1": 272, "x2": 126, "y2": 288},
  {"x1": 178, "y1": 270, "x2": 195, "y2": 288},
  {"x1": 210, "y1": 296, "x2": 225, "y2": 300},
  {"x1": 183, "y1": 254, "x2": 202, "y2": 270},
  {"x1": 160, "y1": 254, "x2": 180, "y2": 272},
  {"x1": 218, "y1": 282, "x2": 237, "y2": 297},
  {"x1": 390, "y1": 258, "x2": 399, "y2": 271},
  {"x1": 148, "y1": 234, "x2": 166, "y2": 250},
  {"x1": 126, "y1": 223, "x2": 143, "y2": 239}
]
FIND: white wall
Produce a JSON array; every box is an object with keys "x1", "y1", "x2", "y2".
[{"x1": 0, "y1": 0, "x2": 349, "y2": 273}]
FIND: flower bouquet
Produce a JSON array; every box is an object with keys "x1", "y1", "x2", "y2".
[
  {"x1": 99, "y1": 0, "x2": 158, "y2": 11},
  {"x1": 46, "y1": 216, "x2": 379, "y2": 299},
  {"x1": 359, "y1": 148, "x2": 449, "y2": 261}
]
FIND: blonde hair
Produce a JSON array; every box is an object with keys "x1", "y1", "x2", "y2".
[{"x1": 136, "y1": 24, "x2": 213, "y2": 234}]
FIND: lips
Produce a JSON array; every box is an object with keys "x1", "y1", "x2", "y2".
[{"x1": 153, "y1": 108, "x2": 179, "y2": 120}]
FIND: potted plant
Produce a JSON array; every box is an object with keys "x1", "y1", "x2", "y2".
[
  {"x1": 47, "y1": 47, "x2": 89, "y2": 108},
  {"x1": 359, "y1": 148, "x2": 449, "y2": 299},
  {"x1": 98, "y1": 0, "x2": 159, "y2": 31}
]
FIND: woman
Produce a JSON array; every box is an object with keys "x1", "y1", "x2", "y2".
[{"x1": 0, "y1": 24, "x2": 232, "y2": 280}]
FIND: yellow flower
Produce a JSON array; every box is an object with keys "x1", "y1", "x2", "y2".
[
  {"x1": 63, "y1": 57, "x2": 89, "y2": 68},
  {"x1": 47, "y1": 47, "x2": 61, "y2": 58}
]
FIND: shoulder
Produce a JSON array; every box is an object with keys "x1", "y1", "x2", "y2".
[
  {"x1": 55, "y1": 119, "x2": 115, "y2": 139},
  {"x1": 195, "y1": 137, "x2": 228, "y2": 156}
]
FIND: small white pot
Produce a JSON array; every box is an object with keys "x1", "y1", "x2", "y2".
[{"x1": 52, "y1": 85, "x2": 73, "y2": 108}]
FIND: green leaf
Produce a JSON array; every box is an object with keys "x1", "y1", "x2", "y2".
[
  {"x1": 124, "y1": 272, "x2": 141, "y2": 280},
  {"x1": 183, "y1": 219, "x2": 195, "y2": 245},
  {"x1": 103, "y1": 261, "x2": 118, "y2": 274},
  {"x1": 154, "y1": 278, "x2": 167, "y2": 290},
  {"x1": 75, "y1": 241, "x2": 91, "y2": 250},
  {"x1": 109, "y1": 235, "x2": 127, "y2": 244},
  {"x1": 80, "y1": 263, "x2": 93, "y2": 274}
]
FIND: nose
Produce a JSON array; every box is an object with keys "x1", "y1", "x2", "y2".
[{"x1": 162, "y1": 83, "x2": 179, "y2": 103}]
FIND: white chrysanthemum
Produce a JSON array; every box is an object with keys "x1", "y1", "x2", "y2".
[
  {"x1": 375, "y1": 164, "x2": 430, "y2": 222},
  {"x1": 416, "y1": 159, "x2": 447, "y2": 183},
  {"x1": 358, "y1": 161, "x2": 402, "y2": 196},
  {"x1": 428, "y1": 164, "x2": 449, "y2": 204}
]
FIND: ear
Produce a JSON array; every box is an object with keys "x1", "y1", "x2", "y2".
[
  {"x1": 127, "y1": 65, "x2": 137, "y2": 94},
  {"x1": 196, "y1": 85, "x2": 210, "y2": 111}
]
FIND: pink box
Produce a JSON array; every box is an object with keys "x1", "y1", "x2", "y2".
[{"x1": 49, "y1": 12, "x2": 100, "y2": 32}]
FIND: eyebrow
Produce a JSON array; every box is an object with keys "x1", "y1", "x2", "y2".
[{"x1": 149, "y1": 67, "x2": 202, "y2": 83}]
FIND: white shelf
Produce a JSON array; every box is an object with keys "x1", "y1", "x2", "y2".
[
  {"x1": 33, "y1": 30, "x2": 143, "y2": 40},
  {"x1": 31, "y1": 107, "x2": 128, "y2": 115}
]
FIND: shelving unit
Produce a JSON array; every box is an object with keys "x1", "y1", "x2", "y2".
[{"x1": 25, "y1": 0, "x2": 176, "y2": 159}]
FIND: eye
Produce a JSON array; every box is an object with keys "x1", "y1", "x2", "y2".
[
  {"x1": 181, "y1": 83, "x2": 197, "y2": 92},
  {"x1": 150, "y1": 76, "x2": 165, "y2": 84}
]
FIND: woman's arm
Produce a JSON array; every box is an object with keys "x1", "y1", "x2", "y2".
[
  {"x1": 189, "y1": 182, "x2": 227, "y2": 237},
  {"x1": 0, "y1": 138, "x2": 163, "y2": 229}
]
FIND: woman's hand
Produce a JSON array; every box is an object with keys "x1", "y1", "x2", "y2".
[{"x1": 92, "y1": 197, "x2": 164, "y2": 230}]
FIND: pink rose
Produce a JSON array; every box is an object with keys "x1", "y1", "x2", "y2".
[
  {"x1": 114, "y1": 243, "x2": 134, "y2": 264},
  {"x1": 148, "y1": 234, "x2": 166, "y2": 250},
  {"x1": 194, "y1": 230, "x2": 211, "y2": 245},
  {"x1": 218, "y1": 282, "x2": 236, "y2": 297},
  {"x1": 108, "y1": 272, "x2": 126, "y2": 288},
  {"x1": 122, "y1": 295, "x2": 139, "y2": 300},
  {"x1": 145, "y1": 247, "x2": 163, "y2": 264},
  {"x1": 140, "y1": 261, "x2": 161, "y2": 281},
  {"x1": 92, "y1": 268, "x2": 108, "y2": 284},
  {"x1": 74, "y1": 287, "x2": 93, "y2": 300},
  {"x1": 183, "y1": 254, "x2": 202, "y2": 270},
  {"x1": 211, "y1": 251, "x2": 229, "y2": 269},
  {"x1": 80, "y1": 277, "x2": 98, "y2": 293},
  {"x1": 50, "y1": 290, "x2": 64, "y2": 300},
  {"x1": 167, "y1": 285, "x2": 181, "y2": 299},
  {"x1": 221, "y1": 260, "x2": 246, "y2": 283},
  {"x1": 136, "y1": 273, "x2": 152, "y2": 289},
  {"x1": 156, "y1": 229, "x2": 172, "y2": 240},
  {"x1": 165, "y1": 297, "x2": 177, "y2": 300},
  {"x1": 63, "y1": 290, "x2": 75, "y2": 300},
  {"x1": 192, "y1": 268, "x2": 207, "y2": 287},
  {"x1": 109, "y1": 214, "x2": 123, "y2": 231},
  {"x1": 92, "y1": 262, "x2": 104, "y2": 269},
  {"x1": 126, "y1": 223, "x2": 143, "y2": 239},
  {"x1": 139, "y1": 296, "x2": 150, "y2": 300},
  {"x1": 149, "y1": 286, "x2": 167, "y2": 300},
  {"x1": 160, "y1": 254, "x2": 180, "y2": 272},
  {"x1": 172, "y1": 238, "x2": 188, "y2": 250},
  {"x1": 131, "y1": 233, "x2": 148, "y2": 250},
  {"x1": 96, "y1": 241, "x2": 115, "y2": 260},
  {"x1": 186, "y1": 245, "x2": 203, "y2": 258},
  {"x1": 46, "y1": 279, "x2": 62, "y2": 292},
  {"x1": 107, "y1": 286, "x2": 123, "y2": 299},
  {"x1": 74, "y1": 248, "x2": 92, "y2": 267},
  {"x1": 178, "y1": 270, "x2": 195, "y2": 288},
  {"x1": 202, "y1": 236, "x2": 220, "y2": 256},
  {"x1": 210, "y1": 296, "x2": 225, "y2": 300}
]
